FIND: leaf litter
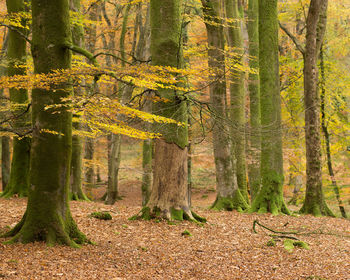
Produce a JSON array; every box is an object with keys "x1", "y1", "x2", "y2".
[{"x1": 0, "y1": 182, "x2": 349, "y2": 280}]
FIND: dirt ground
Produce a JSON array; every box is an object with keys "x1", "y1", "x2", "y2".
[{"x1": 1, "y1": 180, "x2": 350, "y2": 280}]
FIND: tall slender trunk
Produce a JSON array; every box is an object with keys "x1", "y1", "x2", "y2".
[
  {"x1": 84, "y1": 3, "x2": 100, "y2": 195},
  {"x1": 250, "y1": 0, "x2": 289, "y2": 215},
  {"x1": 247, "y1": 0, "x2": 260, "y2": 201},
  {"x1": 299, "y1": 0, "x2": 333, "y2": 216},
  {"x1": 70, "y1": 0, "x2": 89, "y2": 201},
  {"x1": 202, "y1": 0, "x2": 248, "y2": 212},
  {"x1": 1, "y1": 0, "x2": 31, "y2": 198},
  {"x1": 225, "y1": 0, "x2": 249, "y2": 203},
  {"x1": 319, "y1": 47, "x2": 346, "y2": 218},
  {"x1": 0, "y1": 33, "x2": 10, "y2": 192},
  {"x1": 105, "y1": 4, "x2": 131, "y2": 205},
  {"x1": 2, "y1": 0, "x2": 88, "y2": 246}
]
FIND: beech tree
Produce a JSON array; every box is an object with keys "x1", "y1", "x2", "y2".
[
  {"x1": 299, "y1": 0, "x2": 334, "y2": 216},
  {"x1": 134, "y1": 0, "x2": 205, "y2": 221},
  {"x1": 202, "y1": 0, "x2": 248, "y2": 211},
  {"x1": 70, "y1": 0, "x2": 89, "y2": 201},
  {"x1": 2, "y1": 0, "x2": 88, "y2": 246},
  {"x1": 280, "y1": 0, "x2": 333, "y2": 216},
  {"x1": 0, "y1": 34, "x2": 10, "y2": 192},
  {"x1": 225, "y1": 0, "x2": 249, "y2": 203},
  {"x1": 246, "y1": 0, "x2": 260, "y2": 201},
  {"x1": 1, "y1": 0, "x2": 30, "y2": 198},
  {"x1": 250, "y1": 0, "x2": 289, "y2": 214}
]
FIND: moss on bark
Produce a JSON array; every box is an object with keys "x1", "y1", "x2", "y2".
[
  {"x1": 2, "y1": 0, "x2": 88, "y2": 246},
  {"x1": 211, "y1": 189, "x2": 249, "y2": 212},
  {"x1": 131, "y1": 206, "x2": 206, "y2": 223},
  {"x1": 1, "y1": 0, "x2": 30, "y2": 198}
]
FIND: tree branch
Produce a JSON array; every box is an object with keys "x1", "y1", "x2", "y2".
[
  {"x1": 0, "y1": 24, "x2": 32, "y2": 44},
  {"x1": 278, "y1": 21, "x2": 305, "y2": 55}
]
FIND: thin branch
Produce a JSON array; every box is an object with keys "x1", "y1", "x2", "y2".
[
  {"x1": 279, "y1": 21, "x2": 305, "y2": 55},
  {"x1": 0, "y1": 24, "x2": 32, "y2": 44}
]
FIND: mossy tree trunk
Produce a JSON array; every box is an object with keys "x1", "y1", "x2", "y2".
[
  {"x1": 246, "y1": 0, "x2": 261, "y2": 201},
  {"x1": 135, "y1": 0, "x2": 204, "y2": 221},
  {"x1": 0, "y1": 33, "x2": 10, "y2": 192},
  {"x1": 202, "y1": 0, "x2": 248, "y2": 212},
  {"x1": 225, "y1": 0, "x2": 249, "y2": 203},
  {"x1": 299, "y1": 0, "x2": 333, "y2": 217},
  {"x1": 2, "y1": 0, "x2": 88, "y2": 246},
  {"x1": 250, "y1": 0, "x2": 289, "y2": 215},
  {"x1": 1, "y1": 0, "x2": 31, "y2": 198},
  {"x1": 69, "y1": 0, "x2": 89, "y2": 201}
]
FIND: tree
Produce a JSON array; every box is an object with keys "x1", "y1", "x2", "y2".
[
  {"x1": 1, "y1": 0, "x2": 31, "y2": 198},
  {"x1": 0, "y1": 33, "x2": 10, "y2": 192},
  {"x1": 202, "y1": 0, "x2": 248, "y2": 211},
  {"x1": 299, "y1": 0, "x2": 334, "y2": 216},
  {"x1": 70, "y1": 0, "x2": 89, "y2": 201},
  {"x1": 246, "y1": 0, "x2": 260, "y2": 201},
  {"x1": 225, "y1": 0, "x2": 249, "y2": 203},
  {"x1": 250, "y1": 0, "x2": 289, "y2": 214},
  {"x1": 134, "y1": 0, "x2": 204, "y2": 221},
  {"x1": 2, "y1": 0, "x2": 88, "y2": 246}
]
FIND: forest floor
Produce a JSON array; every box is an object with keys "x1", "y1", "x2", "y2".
[{"x1": 1, "y1": 181, "x2": 350, "y2": 280}]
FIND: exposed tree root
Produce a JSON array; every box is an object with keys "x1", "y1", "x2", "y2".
[
  {"x1": 1, "y1": 211, "x2": 91, "y2": 247},
  {"x1": 130, "y1": 206, "x2": 206, "y2": 223},
  {"x1": 211, "y1": 190, "x2": 249, "y2": 212},
  {"x1": 71, "y1": 192, "x2": 90, "y2": 201},
  {"x1": 299, "y1": 201, "x2": 335, "y2": 217}
]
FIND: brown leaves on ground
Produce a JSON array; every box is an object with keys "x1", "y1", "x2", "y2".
[{"x1": 1, "y1": 184, "x2": 350, "y2": 280}]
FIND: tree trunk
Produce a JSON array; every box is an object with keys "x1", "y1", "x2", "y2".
[
  {"x1": 247, "y1": 0, "x2": 261, "y2": 201},
  {"x1": 2, "y1": 0, "x2": 88, "y2": 247},
  {"x1": 299, "y1": 0, "x2": 333, "y2": 217},
  {"x1": 69, "y1": 0, "x2": 89, "y2": 201},
  {"x1": 1, "y1": 0, "x2": 31, "y2": 198},
  {"x1": 105, "y1": 4, "x2": 131, "y2": 205},
  {"x1": 134, "y1": 0, "x2": 204, "y2": 222},
  {"x1": 225, "y1": 0, "x2": 249, "y2": 203},
  {"x1": 202, "y1": 0, "x2": 248, "y2": 212},
  {"x1": 250, "y1": 0, "x2": 289, "y2": 215},
  {"x1": 83, "y1": 2, "x2": 100, "y2": 195},
  {"x1": 0, "y1": 33, "x2": 10, "y2": 192},
  {"x1": 105, "y1": 134, "x2": 121, "y2": 205},
  {"x1": 319, "y1": 47, "x2": 346, "y2": 217}
]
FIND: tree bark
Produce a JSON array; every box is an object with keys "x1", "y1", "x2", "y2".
[
  {"x1": 2, "y1": 0, "x2": 88, "y2": 246},
  {"x1": 247, "y1": 0, "x2": 261, "y2": 201},
  {"x1": 134, "y1": 0, "x2": 205, "y2": 221},
  {"x1": 202, "y1": 0, "x2": 248, "y2": 212},
  {"x1": 250, "y1": 0, "x2": 289, "y2": 215},
  {"x1": 225, "y1": 0, "x2": 249, "y2": 203},
  {"x1": 0, "y1": 33, "x2": 10, "y2": 192},
  {"x1": 1, "y1": 0, "x2": 31, "y2": 198},
  {"x1": 299, "y1": 0, "x2": 333, "y2": 217},
  {"x1": 69, "y1": 0, "x2": 89, "y2": 201}
]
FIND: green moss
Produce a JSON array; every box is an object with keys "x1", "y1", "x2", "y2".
[
  {"x1": 90, "y1": 212, "x2": 112, "y2": 220},
  {"x1": 211, "y1": 190, "x2": 249, "y2": 212},
  {"x1": 170, "y1": 208, "x2": 184, "y2": 221},
  {"x1": 181, "y1": 229, "x2": 192, "y2": 237},
  {"x1": 250, "y1": 171, "x2": 290, "y2": 215}
]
